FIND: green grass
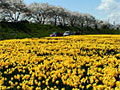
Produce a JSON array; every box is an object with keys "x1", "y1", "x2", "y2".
[{"x1": 0, "y1": 22, "x2": 120, "y2": 40}]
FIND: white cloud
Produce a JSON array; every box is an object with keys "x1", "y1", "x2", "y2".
[
  {"x1": 108, "y1": 12, "x2": 120, "y2": 24},
  {"x1": 98, "y1": 0, "x2": 120, "y2": 11},
  {"x1": 98, "y1": 0, "x2": 120, "y2": 24}
]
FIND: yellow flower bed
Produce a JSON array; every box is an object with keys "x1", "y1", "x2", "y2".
[{"x1": 0, "y1": 35, "x2": 120, "y2": 90}]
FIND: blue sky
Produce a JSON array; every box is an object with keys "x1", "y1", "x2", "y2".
[{"x1": 24, "y1": 0, "x2": 120, "y2": 24}]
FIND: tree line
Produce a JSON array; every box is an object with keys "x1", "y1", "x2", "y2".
[{"x1": 0, "y1": 0, "x2": 115, "y2": 29}]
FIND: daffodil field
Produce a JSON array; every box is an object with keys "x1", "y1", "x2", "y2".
[{"x1": 0, "y1": 35, "x2": 120, "y2": 90}]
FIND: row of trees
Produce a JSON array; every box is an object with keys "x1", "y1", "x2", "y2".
[{"x1": 0, "y1": 0, "x2": 113, "y2": 29}]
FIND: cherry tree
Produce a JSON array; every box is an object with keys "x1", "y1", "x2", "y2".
[
  {"x1": 28, "y1": 3, "x2": 53, "y2": 24},
  {"x1": 0, "y1": 0, "x2": 29, "y2": 22},
  {"x1": 0, "y1": 1, "x2": 113, "y2": 29}
]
